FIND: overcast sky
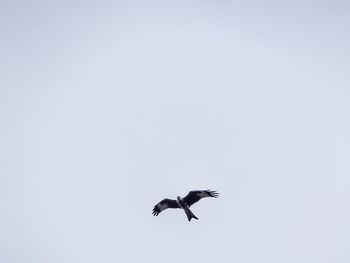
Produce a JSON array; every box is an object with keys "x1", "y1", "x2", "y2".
[{"x1": 1, "y1": 1, "x2": 350, "y2": 262}]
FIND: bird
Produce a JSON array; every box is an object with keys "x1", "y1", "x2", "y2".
[{"x1": 152, "y1": 190, "x2": 219, "y2": 221}]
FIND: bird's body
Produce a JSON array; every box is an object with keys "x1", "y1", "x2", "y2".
[
  {"x1": 152, "y1": 190, "x2": 219, "y2": 221},
  {"x1": 176, "y1": 196, "x2": 199, "y2": 221}
]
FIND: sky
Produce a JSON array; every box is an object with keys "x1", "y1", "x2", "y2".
[{"x1": 1, "y1": 1, "x2": 350, "y2": 262}]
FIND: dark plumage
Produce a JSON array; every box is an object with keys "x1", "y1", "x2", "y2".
[
  {"x1": 152, "y1": 198, "x2": 180, "y2": 216},
  {"x1": 183, "y1": 190, "x2": 219, "y2": 207},
  {"x1": 152, "y1": 190, "x2": 219, "y2": 221}
]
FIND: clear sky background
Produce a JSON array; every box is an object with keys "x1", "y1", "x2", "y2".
[{"x1": 1, "y1": 1, "x2": 350, "y2": 262}]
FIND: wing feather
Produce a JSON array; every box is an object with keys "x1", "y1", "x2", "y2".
[
  {"x1": 152, "y1": 198, "x2": 180, "y2": 216},
  {"x1": 183, "y1": 190, "x2": 219, "y2": 207}
]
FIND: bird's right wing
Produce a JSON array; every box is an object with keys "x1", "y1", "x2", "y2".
[{"x1": 152, "y1": 198, "x2": 180, "y2": 216}]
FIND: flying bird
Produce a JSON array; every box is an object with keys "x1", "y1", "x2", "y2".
[{"x1": 152, "y1": 190, "x2": 219, "y2": 221}]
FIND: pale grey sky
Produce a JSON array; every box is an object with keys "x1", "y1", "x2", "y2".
[{"x1": 1, "y1": 1, "x2": 350, "y2": 263}]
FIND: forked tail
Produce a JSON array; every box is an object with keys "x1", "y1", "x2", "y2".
[{"x1": 185, "y1": 208, "x2": 199, "y2": 221}]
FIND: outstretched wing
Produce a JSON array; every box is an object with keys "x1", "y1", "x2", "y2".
[
  {"x1": 152, "y1": 198, "x2": 180, "y2": 216},
  {"x1": 183, "y1": 190, "x2": 219, "y2": 207}
]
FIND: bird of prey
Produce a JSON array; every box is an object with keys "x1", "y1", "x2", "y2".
[{"x1": 152, "y1": 190, "x2": 219, "y2": 221}]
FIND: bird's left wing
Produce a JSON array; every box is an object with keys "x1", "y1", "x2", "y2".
[
  {"x1": 183, "y1": 190, "x2": 219, "y2": 207},
  {"x1": 152, "y1": 198, "x2": 180, "y2": 216}
]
